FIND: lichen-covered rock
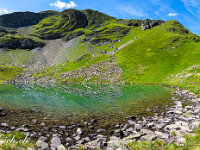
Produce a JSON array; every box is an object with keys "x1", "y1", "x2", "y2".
[
  {"x1": 0, "y1": 36, "x2": 45, "y2": 49},
  {"x1": 62, "y1": 30, "x2": 84, "y2": 41}
]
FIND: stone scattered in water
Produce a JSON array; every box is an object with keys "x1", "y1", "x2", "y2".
[
  {"x1": 77, "y1": 128, "x2": 83, "y2": 135},
  {"x1": 40, "y1": 122, "x2": 46, "y2": 127},
  {"x1": 1, "y1": 123, "x2": 8, "y2": 127},
  {"x1": 96, "y1": 129, "x2": 106, "y2": 133},
  {"x1": 32, "y1": 119, "x2": 38, "y2": 123},
  {"x1": 36, "y1": 140, "x2": 49, "y2": 150}
]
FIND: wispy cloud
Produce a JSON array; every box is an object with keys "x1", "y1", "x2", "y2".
[
  {"x1": 182, "y1": 0, "x2": 200, "y2": 15},
  {"x1": 118, "y1": 5, "x2": 147, "y2": 17},
  {"x1": 0, "y1": 9, "x2": 9, "y2": 15},
  {"x1": 168, "y1": 12, "x2": 178, "y2": 17},
  {"x1": 150, "y1": 0, "x2": 175, "y2": 19},
  {"x1": 50, "y1": 0, "x2": 78, "y2": 9}
]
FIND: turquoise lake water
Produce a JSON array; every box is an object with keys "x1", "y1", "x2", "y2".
[{"x1": 0, "y1": 84, "x2": 173, "y2": 120}]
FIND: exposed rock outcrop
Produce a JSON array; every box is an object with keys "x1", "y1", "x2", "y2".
[
  {"x1": 0, "y1": 36, "x2": 45, "y2": 49},
  {"x1": 117, "y1": 19, "x2": 165, "y2": 30},
  {"x1": 0, "y1": 11, "x2": 57, "y2": 28}
]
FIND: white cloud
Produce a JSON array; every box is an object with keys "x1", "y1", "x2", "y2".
[
  {"x1": 118, "y1": 5, "x2": 147, "y2": 17},
  {"x1": 182, "y1": 0, "x2": 200, "y2": 15},
  {"x1": 50, "y1": 0, "x2": 78, "y2": 9},
  {"x1": 168, "y1": 13, "x2": 178, "y2": 17},
  {"x1": 0, "y1": 9, "x2": 9, "y2": 15}
]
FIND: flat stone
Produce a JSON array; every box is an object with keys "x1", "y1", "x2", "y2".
[
  {"x1": 51, "y1": 137, "x2": 61, "y2": 150},
  {"x1": 146, "y1": 122, "x2": 154, "y2": 128},
  {"x1": 155, "y1": 123, "x2": 165, "y2": 130},
  {"x1": 155, "y1": 131, "x2": 169, "y2": 140},
  {"x1": 162, "y1": 118, "x2": 172, "y2": 124},
  {"x1": 59, "y1": 126, "x2": 66, "y2": 129},
  {"x1": 86, "y1": 139, "x2": 105, "y2": 149},
  {"x1": 32, "y1": 119, "x2": 38, "y2": 123},
  {"x1": 124, "y1": 133, "x2": 141, "y2": 140},
  {"x1": 57, "y1": 144, "x2": 67, "y2": 150},
  {"x1": 175, "y1": 137, "x2": 186, "y2": 145},
  {"x1": 185, "y1": 106, "x2": 193, "y2": 111},
  {"x1": 164, "y1": 124, "x2": 180, "y2": 131},
  {"x1": 110, "y1": 136, "x2": 120, "y2": 141},
  {"x1": 74, "y1": 135, "x2": 81, "y2": 141},
  {"x1": 126, "y1": 127, "x2": 135, "y2": 133},
  {"x1": 140, "y1": 129, "x2": 154, "y2": 135},
  {"x1": 135, "y1": 124, "x2": 142, "y2": 131},
  {"x1": 10, "y1": 126, "x2": 15, "y2": 130},
  {"x1": 1, "y1": 123, "x2": 8, "y2": 127},
  {"x1": 189, "y1": 121, "x2": 200, "y2": 130},
  {"x1": 38, "y1": 136, "x2": 48, "y2": 142},
  {"x1": 82, "y1": 137, "x2": 90, "y2": 142},
  {"x1": 106, "y1": 140, "x2": 130, "y2": 150},
  {"x1": 140, "y1": 134, "x2": 156, "y2": 141},
  {"x1": 40, "y1": 122, "x2": 45, "y2": 127},
  {"x1": 97, "y1": 129, "x2": 106, "y2": 133},
  {"x1": 36, "y1": 140, "x2": 49, "y2": 150},
  {"x1": 175, "y1": 121, "x2": 188, "y2": 126},
  {"x1": 128, "y1": 120, "x2": 135, "y2": 126}
]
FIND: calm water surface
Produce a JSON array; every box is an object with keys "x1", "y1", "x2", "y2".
[{"x1": 0, "y1": 84, "x2": 173, "y2": 120}]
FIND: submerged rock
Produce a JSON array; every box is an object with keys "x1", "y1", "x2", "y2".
[
  {"x1": 51, "y1": 137, "x2": 61, "y2": 150},
  {"x1": 36, "y1": 140, "x2": 49, "y2": 150}
]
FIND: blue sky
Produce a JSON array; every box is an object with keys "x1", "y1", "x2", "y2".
[{"x1": 0, "y1": 0, "x2": 200, "y2": 35}]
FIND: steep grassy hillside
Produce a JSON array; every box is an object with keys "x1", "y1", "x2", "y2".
[
  {"x1": 31, "y1": 9, "x2": 116, "y2": 40},
  {"x1": 115, "y1": 20, "x2": 199, "y2": 83}
]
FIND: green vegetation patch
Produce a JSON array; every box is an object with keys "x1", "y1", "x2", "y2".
[
  {"x1": 0, "y1": 65, "x2": 22, "y2": 83},
  {"x1": 115, "y1": 20, "x2": 200, "y2": 84},
  {"x1": 0, "y1": 34, "x2": 45, "y2": 50},
  {"x1": 88, "y1": 23, "x2": 131, "y2": 45},
  {"x1": 32, "y1": 14, "x2": 62, "y2": 39},
  {"x1": 127, "y1": 127, "x2": 200, "y2": 150},
  {"x1": 0, "y1": 131, "x2": 35, "y2": 149}
]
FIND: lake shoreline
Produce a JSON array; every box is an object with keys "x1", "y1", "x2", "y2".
[{"x1": 0, "y1": 86, "x2": 198, "y2": 149}]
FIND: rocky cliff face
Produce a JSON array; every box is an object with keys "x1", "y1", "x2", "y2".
[
  {"x1": 0, "y1": 9, "x2": 166, "y2": 50},
  {"x1": 0, "y1": 11, "x2": 56, "y2": 28},
  {"x1": 117, "y1": 19, "x2": 165, "y2": 30}
]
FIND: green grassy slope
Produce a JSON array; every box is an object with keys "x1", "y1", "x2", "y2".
[
  {"x1": 115, "y1": 20, "x2": 200, "y2": 85},
  {"x1": 0, "y1": 65, "x2": 22, "y2": 83}
]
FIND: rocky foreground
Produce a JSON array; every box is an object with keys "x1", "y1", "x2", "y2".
[
  {"x1": 0, "y1": 88, "x2": 199, "y2": 150},
  {"x1": 37, "y1": 88, "x2": 200, "y2": 150}
]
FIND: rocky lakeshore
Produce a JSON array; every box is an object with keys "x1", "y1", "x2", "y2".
[{"x1": 0, "y1": 87, "x2": 199, "y2": 150}]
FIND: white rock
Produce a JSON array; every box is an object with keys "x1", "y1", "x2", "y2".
[
  {"x1": 135, "y1": 124, "x2": 142, "y2": 130},
  {"x1": 164, "y1": 124, "x2": 179, "y2": 131},
  {"x1": 175, "y1": 137, "x2": 186, "y2": 145},
  {"x1": 189, "y1": 121, "x2": 200, "y2": 129},
  {"x1": 36, "y1": 140, "x2": 49, "y2": 150},
  {"x1": 77, "y1": 128, "x2": 83, "y2": 135},
  {"x1": 175, "y1": 121, "x2": 188, "y2": 126},
  {"x1": 155, "y1": 131, "x2": 169, "y2": 140},
  {"x1": 57, "y1": 144, "x2": 67, "y2": 150}
]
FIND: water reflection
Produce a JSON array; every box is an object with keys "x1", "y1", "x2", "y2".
[{"x1": 0, "y1": 84, "x2": 172, "y2": 118}]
